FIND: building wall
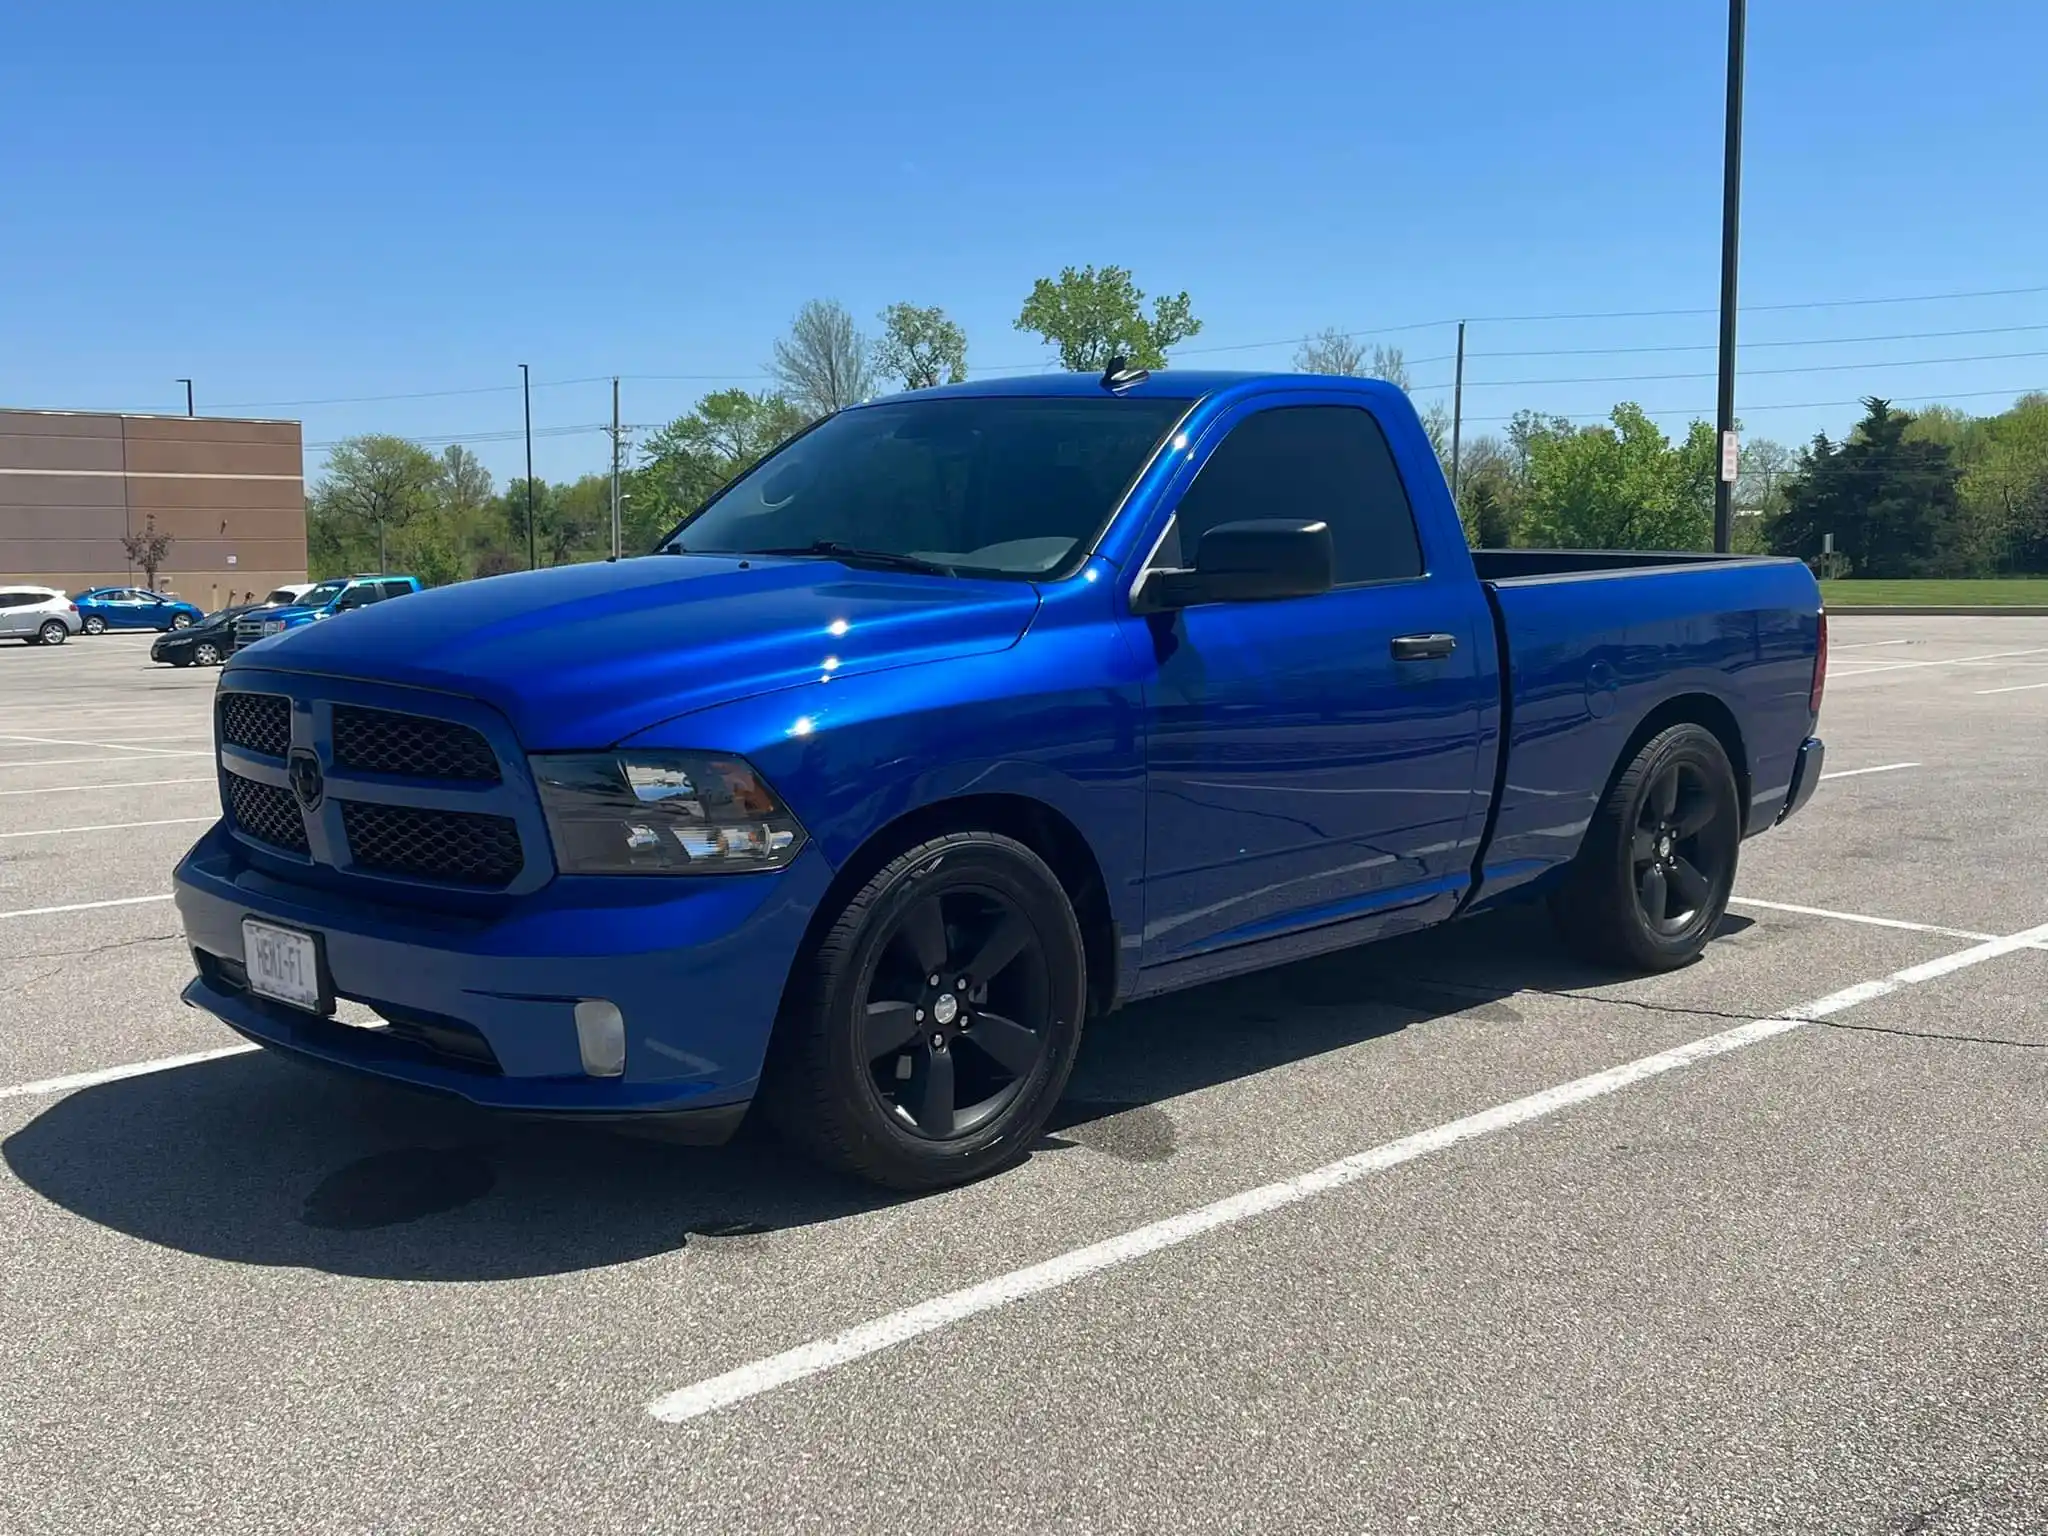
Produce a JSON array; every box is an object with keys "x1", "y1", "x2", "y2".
[{"x1": 0, "y1": 409, "x2": 307, "y2": 610}]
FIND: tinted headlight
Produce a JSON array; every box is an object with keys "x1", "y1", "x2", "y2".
[{"x1": 530, "y1": 751, "x2": 807, "y2": 875}]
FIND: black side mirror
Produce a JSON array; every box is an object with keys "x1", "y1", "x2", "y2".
[{"x1": 1137, "y1": 519, "x2": 1335, "y2": 611}]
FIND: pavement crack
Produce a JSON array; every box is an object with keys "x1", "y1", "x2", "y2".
[
  {"x1": 1, "y1": 930, "x2": 181, "y2": 965},
  {"x1": 1817, "y1": 1018, "x2": 2046, "y2": 1050}
]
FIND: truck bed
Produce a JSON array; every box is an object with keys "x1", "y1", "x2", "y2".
[{"x1": 1471, "y1": 551, "x2": 1823, "y2": 909}]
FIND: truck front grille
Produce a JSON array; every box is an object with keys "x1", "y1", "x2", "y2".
[
  {"x1": 225, "y1": 770, "x2": 309, "y2": 853},
  {"x1": 339, "y1": 800, "x2": 523, "y2": 888},
  {"x1": 331, "y1": 705, "x2": 500, "y2": 782},
  {"x1": 218, "y1": 692, "x2": 291, "y2": 758}
]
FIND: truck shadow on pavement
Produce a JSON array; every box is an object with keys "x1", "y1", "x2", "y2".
[{"x1": 3, "y1": 903, "x2": 1726, "y2": 1283}]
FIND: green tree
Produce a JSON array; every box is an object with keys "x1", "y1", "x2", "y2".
[
  {"x1": 497, "y1": 477, "x2": 553, "y2": 569},
  {"x1": 1959, "y1": 393, "x2": 2048, "y2": 572},
  {"x1": 309, "y1": 434, "x2": 443, "y2": 575},
  {"x1": 770, "y1": 299, "x2": 875, "y2": 417},
  {"x1": 1465, "y1": 482, "x2": 1512, "y2": 548},
  {"x1": 1521, "y1": 404, "x2": 1715, "y2": 551},
  {"x1": 631, "y1": 389, "x2": 809, "y2": 540},
  {"x1": 1766, "y1": 399, "x2": 1965, "y2": 577},
  {"x1": 536, "y1": 475, "x2": 615, "y2": 565},
  {"x1": 1294, "y1": 327, "x2": 1367, "y2": 376},
  {"x1": 875, "y1": 303, "x2": 967, "y2": 390},
  {"x1": 1013, "y1": 265, "x2": 1200, "y2": 372}
]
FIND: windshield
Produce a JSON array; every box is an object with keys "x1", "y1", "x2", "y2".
[
  {"x1": 299, "y1": 581, "x2": 347, "y2": 606},
  {"x1": 262, "y1": 588, "x2": 300, "y2": 605},
  {"x1": 663, "y1": 396, "x2": 1187, "y2": 577}
]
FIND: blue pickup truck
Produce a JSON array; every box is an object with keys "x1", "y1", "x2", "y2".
[
  {"x1": 174, "y1": 371, "x2": 1826, "y2": 1189},
  {"x1": 231, "y1": 574, "x2": 421, "y2": 651}
]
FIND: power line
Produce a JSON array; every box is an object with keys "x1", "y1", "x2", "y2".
[
  {"x1": 1469, "y1": 321, "x2": 2048, "y2": 360},
  {"x1": 1460, "y1": 384, "x2": 2045, "y2": 425},
  {"x1": 1454, "y1": 346, "x2": 2048, "y2": 391}
]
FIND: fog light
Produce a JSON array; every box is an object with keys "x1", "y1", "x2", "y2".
[{"x1": 574, "y1": 999, "x2": 626, "y2": 1077}]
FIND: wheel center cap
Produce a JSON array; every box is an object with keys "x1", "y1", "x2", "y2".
[
  {"x1": 932, "y1": 994, "x2": 959, "y2": 1027},
  {"x1": 1658, "y1": 834, "x2": 1673, "y2": 859}
]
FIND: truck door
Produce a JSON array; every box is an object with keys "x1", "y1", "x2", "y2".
[{"x1": 1134, "y1": 397, "x2": 1494, "y2": 969}]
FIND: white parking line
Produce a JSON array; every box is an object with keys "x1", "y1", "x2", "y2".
[
  {"x1": 0, "y1": 777, "x2": 213, "y2": 798},
  {"x1": 0, "y1": 1045, "x2": 258, "y2": 1103},
  {"x1": 0, "y1": 735, "x2": 205, "y2": 757},
  {"x1": 0, "y1": 817, "x2": 212, "y2": 840},
  {"x1": 1827, "y1": 639, "x2": 1912, "y2": 651},
  {"x1": 0, "y1": 894, "x2": 174, "y2": 921},
  {"x1": 643, "y1": 918, "x2": 2048, "y2": 1425},
  {"x1": 1818, "y1": 762, "x2": 1920, "y2": 781},
  {"x1": 1975, "y1": 679, "x2": 2048, "y2": 696},
  {"x1": 0, "y1": 754, "x2": 210, "y2": 771},
  {"x1": 1727, "y1": 896, "x2": 1993, "y2": 942},
  {"x1": 1827, "y1": 646, "x2": 2048, "y2": 679}
]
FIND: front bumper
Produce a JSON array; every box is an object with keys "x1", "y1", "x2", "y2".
[
  {"x1": 173, "y1": 821, "x2": 834, "y2": 1126},
  {"x1": 1777, "y1": 735, "x2": 1825, "y2": 824}
]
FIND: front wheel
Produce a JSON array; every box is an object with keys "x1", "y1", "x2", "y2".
[
  {"x1": 763, "y1": 831, "x2": 1087, "y2": 1190},
  {"x1": 82, "y1": 615, "x2": 107, "y2": 635},
  {"x1": 193, "y1": 641, "x2": 223, "y2": 666},
  {"x1": 170, "y1": 614, "x2": 193, "y2": 630},
  {"x1": 1550, "y1": 723, "x2": 1741, "y2": 972},
  {"x1": 35, "y1": 620, "x2": 68, "y2": 647}
]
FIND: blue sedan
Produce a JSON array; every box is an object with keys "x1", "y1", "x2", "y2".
[{"x1": 73, "y1": 587, "x2": 206, "y2": 635}]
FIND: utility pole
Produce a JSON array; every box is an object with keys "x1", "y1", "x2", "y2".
[
  {"x1": 1713, "y1": 0, "x2": 1747, "y2": 554},
  {"x1": 610, "y1": 377, "x2": 622, "y2": 561},
  {"x1": 520, "y1": 363, "x2": 536, "y2": 570},
  {"x1": 176, "y1": 379, "x2": 194, "y2": 417},
  {"x1": 1449, "y1": 321, "x2": 1466, "y2": 505}
]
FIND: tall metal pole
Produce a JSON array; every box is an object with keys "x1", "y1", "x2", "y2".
[
  {"x1": 520, "y1": 363, "x2": 536, "y2": 570},
  {"x1": 1449, "y1": 321, "x2": 1466, "y2": 505},
  {"x1": 610, "y1": 377, "x2": 622, "y2": 561},
  {"x1": 1713, "y1": 0, "x2": 1746, "y2": 554},
  {"x1": 177, "y1": 379, "x2": 194, "y2": 417}
]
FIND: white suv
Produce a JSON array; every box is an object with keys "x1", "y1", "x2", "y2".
[{"x1": 0, "y1": 586, "x2": 83, "y2": 646}]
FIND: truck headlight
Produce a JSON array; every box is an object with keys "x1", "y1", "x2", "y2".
[{"x1": 530, "y1": 751, "x2": 807, "y2": 874}]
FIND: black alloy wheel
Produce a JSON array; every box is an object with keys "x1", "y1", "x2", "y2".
[
  {"x1": 765, "y1": 831, "x2": 1087, "y2": 1190},
  {"x1": 1552, "y1": 722, "x2": 1741, "y2": 972},
  {"x1": 82, "y1": 615, "x2": 106, "y2": 635},
  {"x1": 861, "y1": 886, "x2": 1054, "y2": 1140}
]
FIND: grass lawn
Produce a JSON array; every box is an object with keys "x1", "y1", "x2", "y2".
[{"x1": 1820, "y1": 578, "x2": 2048, "y2": 606}]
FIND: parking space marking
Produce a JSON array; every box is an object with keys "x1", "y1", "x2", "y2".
[
  {"x1": 0, "y1": 735, "x2": 207, "y2": 757},
  {"x1": 0, "y1": 894, "x2": 173, "y2": 922},
  {"x1": 1827, "y1": 645, "x2": 2048, "y2": 679},
  {"x1": 0, "y1": 777, "x2": 213, "y2": 799},
  {"x1": 0, "y1": 754, "x2": 210, "y2": 772},
  {"x1": 1728, "y1": 896, "x2": 1994, "y2": 942},
  {"x1": 1828, "y1": 639, "x2": 1912, "y2": 651},
  {"x1": 1975, "y1": 679, "x2": 2048, "y2": 696},
  {"x1": 644, "y1": 918, "x2": 2048, "y2": 1426},
  {"x1": 0, "y1": 1045, "x2": 257, "y2": 1103},
  {"x1": 0, "y1": 816, "x2": 212, "y2": 840},
  {"x1": 1817, "y1": 762, "x2": 1919, "y2": 781}
]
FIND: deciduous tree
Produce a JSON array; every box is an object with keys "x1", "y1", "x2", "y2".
[
  {"x1": 309, "y1": 434, "x2": 443, "y2": 575},
  {"x1": 875, "y1": 303, "x2": 967, "y2": 390},
  {"x1": 770, "y1": 300, "x2": 875, "y2": 417},
  {"x1": 1014, "y1": 265, "x2": 1200, "y2": 372}
]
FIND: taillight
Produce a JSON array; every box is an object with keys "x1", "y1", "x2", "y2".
[{"x1": 1809, "y1": 609, "x2": 1828, "y2": 719}]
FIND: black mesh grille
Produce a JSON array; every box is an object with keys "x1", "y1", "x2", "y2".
[
  {"x1": 331, "y1": 706, "x2": 499, "y2": 782},
  {"x1": 219, "y1": 693, "x2": 291, "y2": 758},
  {"x1": 340, "y1": 800, "x2": 522, "y2": 887},
  {"x1": 225, "y1": 771, "x2": 309, "y2": 853}
]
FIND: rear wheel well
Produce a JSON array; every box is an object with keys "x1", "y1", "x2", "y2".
[
  {"x1": 1608, "y1": 694, "x2": 1750, "y2": 825},
  {"x1": 789, "y1": 795, "x2": 1118, "y2": 1022}
]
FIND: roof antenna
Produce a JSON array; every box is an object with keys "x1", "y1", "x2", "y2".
[{"x1": 1101, "y1": 354, "x2": 1150, "y2": 392}]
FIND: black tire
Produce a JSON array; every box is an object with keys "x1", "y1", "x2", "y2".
[
  {"x1": 170, "y1": 614, "x2": 193, "y2": 629},
  {"x1": 763, "y1": 831, "x2": 1087, "y2": 1190},
  {"x1": 82, "y1": 615, "x2": 106, "y2": 635},
  {"x1": 1550, "y1": 723, "x2": 1741, "y2": 972},
  {"x1": 36, "y1": 620, "x2": 68, "y2": 647}
]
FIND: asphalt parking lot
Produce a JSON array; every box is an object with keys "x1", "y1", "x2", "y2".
[{"x1": 1, "y1": 620, "x2": 2044, "y2": 1535}]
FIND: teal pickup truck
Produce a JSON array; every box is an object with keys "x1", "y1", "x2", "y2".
[{"x1": 233, "y1": 574, "x2": 421, "y2": 652}]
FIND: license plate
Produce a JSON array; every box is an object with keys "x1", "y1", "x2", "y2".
[{"x1": 242, "y1": 918, "x2": 326, "y2": 1012}]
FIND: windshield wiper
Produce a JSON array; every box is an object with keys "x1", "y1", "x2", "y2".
[{"x1": 749, "y1": 541, "x2": 956, "y2": 576}]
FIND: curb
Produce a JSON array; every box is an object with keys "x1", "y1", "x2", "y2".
[{"x1": 1827, "y1": 605, "x2": 2048, "y2": 616}]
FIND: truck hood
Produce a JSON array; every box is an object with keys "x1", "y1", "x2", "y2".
[{"x1": 227, "y1": 555, "x2": 1041, "y2": 749}]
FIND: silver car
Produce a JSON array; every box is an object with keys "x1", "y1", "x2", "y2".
[{"x1": 0, "y1": 585, "x2": 83, "y2": 646}]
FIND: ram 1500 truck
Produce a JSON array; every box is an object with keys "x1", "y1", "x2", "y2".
[{"x1": 175, "y1": 370, "x2": 1826, "y2": 1189}]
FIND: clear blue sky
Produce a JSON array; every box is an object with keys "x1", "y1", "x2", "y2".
[{"x1": 5, "y1": 0, "x2": 2044, "y2": 487}]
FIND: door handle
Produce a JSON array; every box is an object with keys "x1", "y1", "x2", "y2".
[{"x1": 1390, "y1": 632, "x2": 1457, "y2": 662}]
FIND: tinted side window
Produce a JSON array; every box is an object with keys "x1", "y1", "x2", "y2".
[
  {"x1": 1164, "y1": 405, "x2": 1424, "y2": 586},
  {"x1": 378, "y1": 580, "x2": 413, "y2": 599},
  {"x1": 0, "y1": 594, "x2": 27, "y2": 609}
]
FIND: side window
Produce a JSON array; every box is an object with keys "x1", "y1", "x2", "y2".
[
  {"x1": 378, "y1": 580, "x2": 412, "y2": 600},
  {"x1": 0, "y1": 594, "x2": 27, "y2": 609},
  {"x1": 1160, "y1": 405, "x2": 1424, "y2": 587}
]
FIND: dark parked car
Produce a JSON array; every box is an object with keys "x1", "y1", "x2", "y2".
[{"x1": 152, "y1": 604, "x2": 256, "y2": 667}]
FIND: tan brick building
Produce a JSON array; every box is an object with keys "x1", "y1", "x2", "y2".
[{"x1": 0, "y1": 409, "x2": 308, "y2": 611}]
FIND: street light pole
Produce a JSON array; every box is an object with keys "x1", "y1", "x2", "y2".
[
  {"x1": 520, "y1": 363, "x2": 536, "y2": 570},
  {"x1": 1713, "y1": 0, "x2": 1747, "y2": 554},
  {"x1": 176, "y1": 379, "x2": 194, "y2": 417}
]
